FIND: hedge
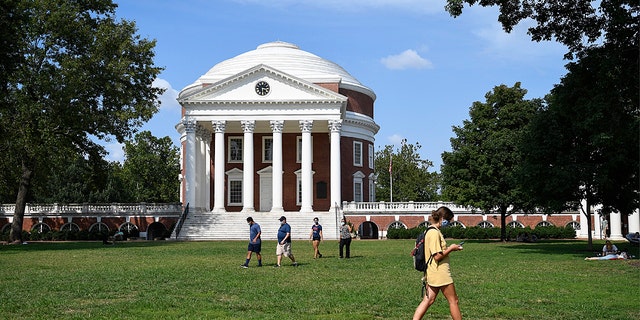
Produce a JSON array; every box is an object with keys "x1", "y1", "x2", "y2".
[{"x1": 386, "y1": 225, "x2": 577, "y2": 240}]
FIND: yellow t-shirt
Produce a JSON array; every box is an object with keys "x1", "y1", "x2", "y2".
[{"x1": 425, "y1": 227, "x2": 453, "y2": 287}]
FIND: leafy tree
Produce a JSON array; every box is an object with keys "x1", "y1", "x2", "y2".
[
  {"x1": 446, "y1": 0, "x2": 639, "y2": 247},
  {"x1": 520, "y1": 46, "x2": 639, "y2": 249},
  {"x1": 30, "y1": 153, "x2": 129, "y2": 203},
  {"x1": 1, "y1": 0, "x2": 163, "y2": 242},
  {"x1": 441, "y1": 83, "x2": 541, "y2": 241},
  {"x1": 121, "y1": 131, "x2": 180, "y2": 203},
  {"x1": 375, "y1": 140, "x2": 440, "y2": 202}
]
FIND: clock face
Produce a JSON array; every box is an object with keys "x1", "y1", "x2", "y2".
[{"x1": 255, "y1": 81, "x2": 270, "y2": 96}]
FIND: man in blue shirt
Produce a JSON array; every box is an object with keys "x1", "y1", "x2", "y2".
[
  {"x1": 241, "y1": 217, "x2": 262, "y2": 268},
  {"x1": 275, "y1": 216, "x2": 298, "y2": 267}
]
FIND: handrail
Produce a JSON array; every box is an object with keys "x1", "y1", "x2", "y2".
[{"x1": 173, "y1": 203, "x2": 189, "y2": 239}]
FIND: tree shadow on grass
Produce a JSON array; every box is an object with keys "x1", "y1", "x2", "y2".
[
  {"x1": 0, "y1": 240, "x2": 182, "y2": 253},
  {"x1": 498, "y1": 239, "x2": 640, "y2": 259}
]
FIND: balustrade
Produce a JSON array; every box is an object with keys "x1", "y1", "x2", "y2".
[{"x1": 0, "y1": 203, "x2": 183, "y2": 217}]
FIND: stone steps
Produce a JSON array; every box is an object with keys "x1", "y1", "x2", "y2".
[{"x1": 173, "y1": 212, "x2": 341, "y2": 241}]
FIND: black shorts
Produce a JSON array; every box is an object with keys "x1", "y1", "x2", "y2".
[
  {"x1": 312, "y1": 236, "x2": 321, "y2": 241},
  {"x1": 248, "y1": 242, "x2": 261, "y2": 253}
]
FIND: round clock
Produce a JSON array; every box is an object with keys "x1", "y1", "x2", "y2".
[{"x1": 255, "y1": 81, "x2": 270, "y2": 96}]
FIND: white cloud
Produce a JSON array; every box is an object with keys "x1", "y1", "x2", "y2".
[
  {"x1": 152, "y1": 78, "x2": 181, "y2": 113},
  {"x1": 388, "y1": 134, "x2": 405, "y2": 146},
  {"x1": 468, "y1": 8, "x2": 566, "y2": 61},
  {"x1": 380, "y1": 49, "x2": 433, "y2": 70},
  {"x1": 104, "y1": 142, "x2": 125, "y2": 163}
]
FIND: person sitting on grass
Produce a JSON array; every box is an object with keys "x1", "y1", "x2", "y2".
[{"x1": 602, "y1": 240, "x2": 619, "y2": 256}]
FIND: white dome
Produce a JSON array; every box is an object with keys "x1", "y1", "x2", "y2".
[{"x1": 183, "y1": 41, "x2": 374, "y2": 99}]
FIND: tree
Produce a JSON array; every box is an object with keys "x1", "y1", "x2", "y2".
[
  {"x1": 441, "y1": 83, "x2": 541, "y2": 241},
  {"x1": 29, "y1": 152, "x2": 129, "y2": 203},
  {"x1": 375, "y1": 140, "x2": 440, "y2": 202},
  {"x1": 1, "y1": 0, "x2": 163, "y2": 242},
  {"x1": 121, "y1": 131, "x2": 180, "y2": 203},
  {"x1": 446, "y1": 0, "x2": 639, "y2": 247},
  {"x1": 520, "y1": 46, "x2": 639, "y2": 250}
]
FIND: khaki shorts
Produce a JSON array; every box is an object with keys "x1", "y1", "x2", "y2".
[{"x1": 276, "y1": 242, "x2": 292, "y2": 257}]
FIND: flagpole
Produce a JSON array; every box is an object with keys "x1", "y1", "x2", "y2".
[{"x1": 389, "y1": 154, "x2": 393, "y2": 202}]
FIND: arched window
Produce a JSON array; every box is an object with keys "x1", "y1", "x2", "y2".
[
  {"x1": 477, "y1": 221, "x2": 494, "y2": 228},
  {"x1": 536, "y1": 221, "x2": 553, "y2": 227},
  {"x1": 418, "y1": 221, "x2": 431, "y2": 228},
  {"x1": 507, "y1": 221, "x2": 524, "y2": 228},
  {"x1": 61, "y1": 222, "x2": 80, "y2": 232},
  {"x1": 566, "y1": 221, "x2": 580, "y2": 230},
  {"x1": 388, "y1": 221, "x2": 406, "y2": 229},
  {"x1": 450, "y1": 221, "x2": 465, "y2": 228},
  {"x1": 89, "y1": 222, "x2": 109, "y2": 233},
  {"x1": 31, "y1": 223, "x2": 51, "y2": 234},
  {"x1": 120, "y1": 222, "x2": 138, "y2": 233}
]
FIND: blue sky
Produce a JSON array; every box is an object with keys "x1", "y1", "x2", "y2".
[{"x1": 110, "y1": 0, "x2": 568, "y2": 171}]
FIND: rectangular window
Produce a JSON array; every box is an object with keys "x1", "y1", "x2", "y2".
[
  {"x1": 353, "y1": 141, "x2": 363, "y2": 167},
  {"x1": 354, "y1": 181, "x2": 363, "y2": 202},
  {"x1": 296, "y1": 176, "x2": 302, "y2": 205},
  {"x1": 229, "y1": 179, "x2": 243, "y2": 205},
  {"x1": 228, "y1": 137, "x2": 243, "y2": 162},
  {"x1": 296, "y1": 136, "x2": 313, "y2": 163},
  {"x1": 368, "y1": 144, "x2": 374, "y2": 169},
  {"x1": 263, "y1": 137, "x2": 273, "y2": 163},
  {"x1": 369, "y1": 180, "x2": 375, "y2": 202}
]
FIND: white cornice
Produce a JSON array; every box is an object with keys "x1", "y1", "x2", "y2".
[{"x1": 179, "y1": 64, "x2": 347, "y2": 103}]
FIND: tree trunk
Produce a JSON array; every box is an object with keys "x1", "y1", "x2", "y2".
[
  {"x1": 9, "y1": 160, "x2": 34, "y2": 243},
  {"x1": 584, "y1": 197, "x2": 593, "y2": 251},
  {"x1": 500, "y1": 207, "x2": 507, "y2": 242}
]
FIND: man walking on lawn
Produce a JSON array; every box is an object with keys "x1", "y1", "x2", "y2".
[
  {"x1": 241, "y1": 217, "x2": 262, "y2": 268},
  {"x1": 275, "y1": 216, "x2": 298, "y2": 267}
]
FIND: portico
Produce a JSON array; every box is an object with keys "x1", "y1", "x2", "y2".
[{"x1": 175, "y1": 41, "x2": 379, "y2": 230}]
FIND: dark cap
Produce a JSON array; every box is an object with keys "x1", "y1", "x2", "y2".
[{"x1": 278, "y1": 216, "x2": 286, "y2": 221}]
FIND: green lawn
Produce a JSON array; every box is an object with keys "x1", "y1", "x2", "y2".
[{"x1": 0, "y1": 239, "x2": 638, "y2": 319}]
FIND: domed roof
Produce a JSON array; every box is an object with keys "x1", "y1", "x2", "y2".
[{"x1": 183, "y1": 41, "x2": 374, "y2": 99}]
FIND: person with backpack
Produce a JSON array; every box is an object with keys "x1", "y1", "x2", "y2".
[{"x1": 413, "y1": 206, "x2": 464, "y2": 320}]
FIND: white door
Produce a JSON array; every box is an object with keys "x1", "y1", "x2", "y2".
[{"x1": 260, "y1": 174, "x2": 272, "y2": 212}]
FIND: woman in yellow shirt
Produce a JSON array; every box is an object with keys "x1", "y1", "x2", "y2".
[{"x1": 413, "y1": 206, "x2": 464, "y2": 320}]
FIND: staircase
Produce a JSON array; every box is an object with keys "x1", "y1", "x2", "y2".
[{"x1": 173, "y1": 211, "x2": 341, "y2": 241}]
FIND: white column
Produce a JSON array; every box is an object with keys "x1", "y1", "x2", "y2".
[
  {"x1": 212, "y1": 121, "x2": 226, "y2": 213},
  {"x1": 299, "y1": 120, "x2": 313, "y2": 213},
  {"x1": 270, "y1": 120, "x2": 284, "y2": 213},
  {"x1": 629, "y1": 209, "x2": 640, "y2": 234},
  {"x1": 241, "y1": 120, "x2": 255, "y2": 212},
  {"x1": 201, "y1": 128, "x2": 212, "y2": 211},
  {"x1": 183, "y1": 119, "x2": 197, "y2": 209},
  {"x1": 609, "y1": 211, "x2": 623, "y2": 240},
  {"x1": 329, "y1": 120, "x2": 342, "y2": 213},
  {"x1": 196, "y1": 126, "x2": 207, "y2": 211}
]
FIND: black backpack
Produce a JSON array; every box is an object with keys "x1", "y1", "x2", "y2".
[{"x1": 411, "y1": 226, "x2": 435, "y2": 272}]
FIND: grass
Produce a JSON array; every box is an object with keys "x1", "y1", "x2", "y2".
[{"x1": 0, "y1": 239, "x2": 638, "y2": 320}]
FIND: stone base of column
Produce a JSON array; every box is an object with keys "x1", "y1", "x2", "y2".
[
  {"x1": 211, "y1": 207, "x2": 227, "y2": 213},
  {"x1": 270, "y1": 207, "x2": 284, "y2": 213},
  {"x1": 299, "y1": 206, "x2": 313, "y2": 214}
]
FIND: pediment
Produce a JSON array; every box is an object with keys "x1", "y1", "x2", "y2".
[{"x1": 179, "y1": 64, "x2": 348, "y2": 106}]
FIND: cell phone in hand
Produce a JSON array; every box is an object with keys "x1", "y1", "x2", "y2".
[{"x1": 458, "y1": 241, "x2": 465, "y2": 245}]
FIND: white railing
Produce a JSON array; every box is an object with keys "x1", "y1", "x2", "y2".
[
  {"x1": 0, "y1": 203, "x2": 183, "y2": 217},
  {"x1": 342, "y1": 201, "x2": 477, "y2": 214}
]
